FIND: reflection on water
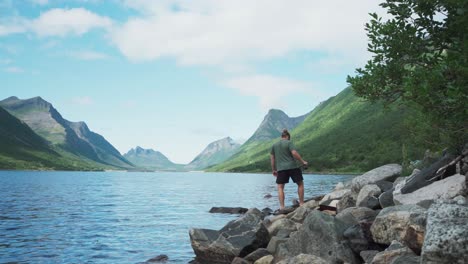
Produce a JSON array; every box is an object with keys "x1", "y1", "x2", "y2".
[{"x1": 0, "y1": 171, "x2": 354, "y2": 263}]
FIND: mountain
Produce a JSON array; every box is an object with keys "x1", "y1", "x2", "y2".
[
  {"x1": 244, "y1": 109, "x2": 308, "y2": 144},
  {"x1": 186, "y1": 137, "x2": 241, "y2": 170},
  {"x1": 209, "y1": 87, "x2": 427, "y2": 173},
  {"x1": 0, "y1": 105, "x2": 109, "y2": 170},
  {"x1": 124, "y1": 146, "x2": 182, "y2": 171},
  {"x1": 0, "y1": 96, "x2": 134, "y2": 169}
]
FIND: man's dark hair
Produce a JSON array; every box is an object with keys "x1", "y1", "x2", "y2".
[{"x1": 281, "y1": 129, "x2": 290, "y2": 139}]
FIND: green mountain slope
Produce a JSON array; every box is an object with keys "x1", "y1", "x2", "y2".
[
  {"x1": 124, "y1": 146, "x2": 183, "y2": 171},
  {"x1": 0, "y1": 106, "x2": 111, "y2": 170},
  {"x1": 186, "y1": 137, "x2": 241, "y2": 170},
  {"x1": 209, "y1": 88, "x2": 426, "y2": 173},
  {"x1": 0, "y1": 96, "x2": 134, "y2": 169}
]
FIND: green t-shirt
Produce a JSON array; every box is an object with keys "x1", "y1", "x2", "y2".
[{"x1": 271, "y1": 139, "x2": 299, "y2": 171}]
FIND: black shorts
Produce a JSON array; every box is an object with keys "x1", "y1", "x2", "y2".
[{"x1": 276, "y1": 168, "x2": 303, "y2": 184}]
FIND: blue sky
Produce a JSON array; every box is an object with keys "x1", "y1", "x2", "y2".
[{"x1": 1, "y1": 0, "x2": 383, "y2": 164}]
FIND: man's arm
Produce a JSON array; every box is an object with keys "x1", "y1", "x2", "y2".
[
  {"x1": 270, "y1": 154, "x2": 278, "y2": 176},
  {"x1": 292, "y1": 150, "x2": 308, "y2": 167}
]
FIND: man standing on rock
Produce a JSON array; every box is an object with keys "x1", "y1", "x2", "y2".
[{"x1": 270, "y1": 129, "x2": 308, "y2": 211}]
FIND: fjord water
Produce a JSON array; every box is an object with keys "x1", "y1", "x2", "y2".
[{"x1": 0, "y1": 171, "x2": 353, "y2": 263}]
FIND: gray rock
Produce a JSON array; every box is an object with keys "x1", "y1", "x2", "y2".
[
  {"x1": 371, "y1": 241, "x2": 418, "y2": 264},
  {"x1": 378, "y1": 189, "x2": 394, "y2": 208},
  {"x1": 277, "y1": 254, "x2": 328, "y2": 264},
  {"x1": 370, "y1": 205, "x2": 426, "y2": 253},
  {"x1": 416, "y1": 199, "x2": 435, "y2": 209},
  {"x1": 266, "y1": 236, "x2": 288, "y2": 254},
  {"x1": 253, "y1": 255, "x2": 273, "y2": 264},
  {"x1": 344, "y1": 221, "x2": 381, "y2": 253},
  {"x1": 231, "y1": 257, "x2": 249, "y2": 264},
  {"x1": 421, "y1": 201, "x2": 468, "y2": 264},
  {"x1": 244, "y1": 248, "x2": 270, "y2": 263},
  {"x1": 146, "y1": 254, "x2": 168, "y2": 263},
  {"x1": 453, "y1": 195, "x2": 467, "y2": 205},
  {"x1": 267, "y1": 218, "x2": 297, "y2": 237},
  {"x1": 336, "y1": 207, "x2": 378, "y2": 226},
  {"x1": 190, "y1": 208, "x2": 270, "y2": 263},
  {"x1": 352, "y1": 164, "x2": 402, "y2": 193},
  {"x1": 209, "y1": 207, "x2": 248, "y2": 214},
  {"x1": 375, "y1": 180, "x2": 394, "y2": 192},
  {"x1": 286, "y1": 206, "x2": 310, "y2": 223},
  {"x1": 302, "y1": 199, "x2": 319, "y2": 209},
  {"x1": 394, "y1": 174, "x2": 466, "y2": 205},
  {"x1": 336, "y1": 191, "x2": 357, "y2": 213},
  {"x1": 357, "y1": 184, "x2": 382, "y2": 209},
  {"x1": 320, "y1": 189, "x2": 351, "y2": 203},
  {"x1": 334, "y1": 182, "x2": 345, "y2": 191},
  {"x1": 276, "y1": 210, "x2": 359, "y2": 264},
  {"x1": 360, "y1": 250, "x2": 379, "y2": 264}
]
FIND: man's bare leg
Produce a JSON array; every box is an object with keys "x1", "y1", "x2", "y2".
[
  {"x1": 277, "y1": 184, "x2": 285, "y2": 209},
  {"x1": 297, "y1": 181, "x2": 304, "y2": 206}
]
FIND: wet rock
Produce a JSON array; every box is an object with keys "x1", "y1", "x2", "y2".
[
  {"x1": 244, "y1": 248, "x2": 270, "y2": 263},
  {"x1": 190, "y1": 208, "x2": 270, "y2": 264},
  {"x1": 209, "y1": 207, "x2": 248, "y2": 214},
  {"x1": 146, "y1": 254, "x2": 168, "y2": 263},
  {"x1": 263, "y1": 194, "x2": 272, "y2": 199},
  {"x1": 393, "y1": 174, "x2": 466, "y2": 205},
  {"x1": 421, "y1": 201, "x2": 468, "y2": 264},
  {"x1": 370, "y1": 205, "x2": 426, "y2": 253},
  {"x1": 352, "y1": 164, "x2": 402, "y2": 193},
  {"x1": 356, "y1": 184, "x2": 382, "y2": 209},
  {"x1": 276, "y1": 210, "x2": 359, "y2": 264}
]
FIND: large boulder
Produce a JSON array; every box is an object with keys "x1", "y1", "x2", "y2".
[
  {"x1": 393, "y1": 174, "x2": 466, "y2": 205},
  {"x1": 421, "y1": 201, "x2": 468, "y2": 263},
  {"x1": 189, "y1": 208, "x2": 270, "y2": 263},
  {"x1": 320, "y1": 189, "x2": 351, "y2": 203},
  {"x1": 267, "y1": 218, "x2": 298, "y2": 237},
  {"x1": 378, "y1": 189, "x2": 395, "y2": 208},
  {"x1": 352, "y1": 164, "x2": 402, "y2": 193},
  {"x1": 370, "y1": 205, "x2": 426, "y2": 253},
  {"x1": 276, "y1": 210, "x2": 359, "y2": 264},
  {"x1": 344, "y1": 221, "x2": 383, "y2": 253},
  {"x1": 244, "y1": 248, "x2": 271, "y2": 263},
  {"x1": 209, "y1": 207, "x2": 248, "y2": 214},
  {"x1": 356, "y1": 184, "x2": 382, "y2": 209},
  {"x1": 286, "y1": 206, "x2": 310, "y2": 223}
]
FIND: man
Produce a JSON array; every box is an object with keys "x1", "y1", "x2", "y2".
[{"x1": 270, "y1": 129, "x2": 308, "y2": 210}]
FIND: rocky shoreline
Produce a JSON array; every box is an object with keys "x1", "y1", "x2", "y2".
[{"x1": 189, "y1": 151, "x2": 468, "y2": 264}]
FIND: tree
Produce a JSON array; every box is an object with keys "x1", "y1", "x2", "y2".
[{"x1": 347, "y1": 0, "x2": 467, "y2": 151}]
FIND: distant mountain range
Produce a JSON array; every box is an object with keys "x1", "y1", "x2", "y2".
[
  {"x1": 0, "y1": 88, "x2": 428, "y2": 172},
  {"x1": 0, "y1": 96, "x2": 134, "y2": 170},
  {"x1": 186, "y1": 137, "x2": 241, "y2": 170},
  {"x1": 124, "y1": 146, "x2": 182, "y2": 171}
]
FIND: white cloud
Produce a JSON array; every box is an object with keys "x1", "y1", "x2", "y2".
[
  {"x1": 4, "y1": 66, "x2": 23, "y2": 73},
  {"x1": 69, "y1": 50, "x2": 109, "y2": 60},
  {"x1": 0, "y1": 8, "x2": 112, "y2": 37},
  {"x1": 31, "y1": 8, "x2": 112, "y2": 37},
  {"x1": 72, "y1": 96, "x2": 94, "y2": 105},
  {"x1": 111, "y1": 0, "x2": 383, "y2": 66},
  {"x1": 224, "y1": 74, "x2": 309, "y2": 110}
]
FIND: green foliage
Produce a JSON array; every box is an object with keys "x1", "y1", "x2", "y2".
[
  {"x1": 209, "y1": 88, "x2": 428, "y2": 173},
  {"x1": 347, "y1": 0, "x2": 468, "y2": 151}
]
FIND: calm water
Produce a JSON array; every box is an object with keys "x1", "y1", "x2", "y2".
[{"x1": 0, "y1": 171, "x2": 354, "y2": 263}]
